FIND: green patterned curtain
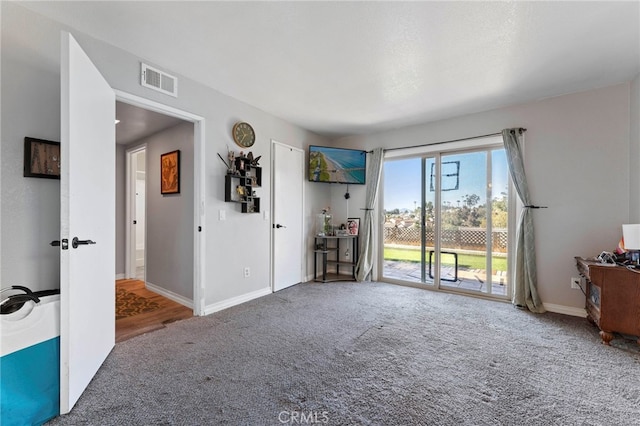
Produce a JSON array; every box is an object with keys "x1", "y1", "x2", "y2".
[{"x1": 502, "y1": 129, "x2": 545, "y2": 313}]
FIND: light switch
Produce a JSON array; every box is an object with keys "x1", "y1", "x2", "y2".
[{"x1": 219, "y1": 209, "x2": 226, "y2": 221}]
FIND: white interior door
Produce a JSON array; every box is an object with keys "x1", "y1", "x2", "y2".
[
  {"x1": 272, "y1": 142, "x2": 304, "y2": 291},
  {"x1": 60, "y1": 32, "x2": 115, "y2": 414},
  {"x1": 133, "y1": 149, "x2": 146, "y2": 277},
  {"x1": 135, "y1": 173, "x2": 145, "y2": 267}
]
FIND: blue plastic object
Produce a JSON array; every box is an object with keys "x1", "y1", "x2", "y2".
[
  {"x1": 1, "y1": 290, "x2": 60, "y2": 426},
  {"x1": 1, "y1": 337, "x2": 60, "y2": 425}
]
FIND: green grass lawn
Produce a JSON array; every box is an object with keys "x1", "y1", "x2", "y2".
[{"x1": 384, "y1": 247, "x2": 507, "y2": 271}]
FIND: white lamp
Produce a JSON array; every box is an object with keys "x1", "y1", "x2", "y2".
[{"x1": 623, "y1": 224, "x2": 640, "y2": 264}]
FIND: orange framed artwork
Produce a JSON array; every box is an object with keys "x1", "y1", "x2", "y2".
[{"x1": 161, "y1": 150, "x2": 180, "y2": 194}]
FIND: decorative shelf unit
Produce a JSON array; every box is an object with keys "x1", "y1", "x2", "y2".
[
  {"x1": 313, "y1": 235, "x2": 359, "y2": 282},
  {"x1": 224, "y1": 156, "x2": 262, "y2": 213}
]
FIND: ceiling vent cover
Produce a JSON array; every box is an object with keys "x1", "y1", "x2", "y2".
[{"x1": 141, "y1": 63, "x2": 178, "y2": 97}]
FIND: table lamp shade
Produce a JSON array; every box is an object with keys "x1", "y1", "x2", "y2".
[{"x1": 623, "y1": 224, "x2": 640, "y2": 250}]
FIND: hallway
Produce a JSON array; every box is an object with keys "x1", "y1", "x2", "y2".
[{"x1": 115, "y1": 279, "x2": 192, "y2": 342}]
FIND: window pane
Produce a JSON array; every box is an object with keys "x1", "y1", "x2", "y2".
[
  {"x1": 383, "y1": 158, "x2": 423, "y2": 283},
  {"x1": 491, "y1": 149, "x2": 509, "y2": 295},
  {"x1": 438, "y1": 151, "x2": 489, "y2": 293}
]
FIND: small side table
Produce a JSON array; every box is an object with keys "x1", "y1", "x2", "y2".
[{"x1": 313, "y1": 235, "x2": 359, "y2": 282}]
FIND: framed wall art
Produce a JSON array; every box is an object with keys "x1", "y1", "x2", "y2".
[
  {"x1": 24, "y1": 137, "x2": 61, "y2": 179},
  {"x1": 347, "y1": 218, "x2": 360, "y2": 236},
  {"x1": 161, "y1": 150, "x2": 180, "y2": 194}
]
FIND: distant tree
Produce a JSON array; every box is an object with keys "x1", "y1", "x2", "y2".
[
  {"x1": 491, "y1": 192, "x2": 508, "y2": 228},
  {"x1": 462, "y1": 194, "x2": 480, "y2": 207}
]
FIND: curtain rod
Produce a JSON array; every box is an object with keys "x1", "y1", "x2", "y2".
[{"x1": 370, "y1": 128, "x2": 526, "y2": 153}]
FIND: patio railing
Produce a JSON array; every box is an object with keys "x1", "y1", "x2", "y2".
[{"x1": 383, "y1": 226, "x2": 507, "y2": 253}]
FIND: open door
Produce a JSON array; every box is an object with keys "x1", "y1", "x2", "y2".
[
  {"x1": 272, "y1": 141, "x2": 304, "y2": 291},
  {"x1": 59, "y1": 32, "x2": 115, "y2": 413}
]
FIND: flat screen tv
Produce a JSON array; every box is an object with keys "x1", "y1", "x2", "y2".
[{"x1": 308, "y1": 146, "x2": 366, "y2": 185}]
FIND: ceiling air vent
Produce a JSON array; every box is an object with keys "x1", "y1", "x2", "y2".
[{"x1": 141, "y1": 63, "x2": 178, "y2": 97}]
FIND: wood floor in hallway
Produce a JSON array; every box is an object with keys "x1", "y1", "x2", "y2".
[{"x1": 116, "y1": 279, "x2": 192, "y2": 343}]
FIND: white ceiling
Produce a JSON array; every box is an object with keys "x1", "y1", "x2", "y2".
[
  {"x1": 115, "y1": 101, "x2": 184, "y2": 145},
  {"x1": 20, "y1": 1, "x2": 640, "y2": 139}
]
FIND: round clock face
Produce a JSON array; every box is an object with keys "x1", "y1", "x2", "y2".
[{"x1": 232, "y1": 122, "x2": 255, "y2": 148}]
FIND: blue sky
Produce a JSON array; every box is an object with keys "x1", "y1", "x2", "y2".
[{"x1": 383, "y1": 149, "x2": 509, "y2": 211}]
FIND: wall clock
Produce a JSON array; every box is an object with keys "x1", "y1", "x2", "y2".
[{"x1": 232, "y1": 121, "x2": 256, "y2": 148}]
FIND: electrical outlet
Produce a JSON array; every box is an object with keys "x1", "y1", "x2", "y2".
[
  {"x1": 571, "y1": 277, "x2": 581, "y2": 289},
  {"x1": 244, "y1": 267, "x2": 250, "y2": 278}
]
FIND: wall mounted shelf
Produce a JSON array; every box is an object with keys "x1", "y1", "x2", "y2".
[{"x1": 224, "y1": 156, "x2": 261, "y2": 213}]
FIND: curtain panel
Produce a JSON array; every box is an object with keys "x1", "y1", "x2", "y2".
[
  {"x1": 356, "y1": 148, "x2": 384, "y2": 281},
  {"x1": 502, "y1": 129, "x2": 545, "y2": 313}
]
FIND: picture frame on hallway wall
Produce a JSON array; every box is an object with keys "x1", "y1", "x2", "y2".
[
  {"x1": 347, "y1": 218, "x2": 360, "y2": 236},
  {"x1": 23, "y1": 137, "x2": 61, "y2": 179},
  {"x1": 161, "y1": 150, "x2": 180, "y2": 194}
]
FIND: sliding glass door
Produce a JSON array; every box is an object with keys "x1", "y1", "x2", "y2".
[{"x1": 382, "y1": 140, "x2": 511, "y2": 299}]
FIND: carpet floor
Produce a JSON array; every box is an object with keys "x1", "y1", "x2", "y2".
[{"x1": 47, "y1": 281, "x2": 640, "y2": 425}]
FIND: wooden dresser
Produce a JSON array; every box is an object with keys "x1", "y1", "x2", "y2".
[{"x1": 575, "y1": 257, "x2": 640, "y2": 345}]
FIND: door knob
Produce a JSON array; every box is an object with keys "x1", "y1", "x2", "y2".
[
  {"x1": 72, "y1": 237, "x2": 96, "y2": 249},
  {"x1": 51, "y1": 239, "x2": 69, "y2": 250},
  {"x1": 274, "y1": 224, "x2": 286, "y2": 229}
]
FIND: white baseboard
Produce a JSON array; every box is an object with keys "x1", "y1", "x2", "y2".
[
  {"x1": 543, "y1": 303, "x2": 587, "y2": 318},
  {"x1": 115, "y1": 273, "x2": 125, "y2": 280},
  {"x1": 145, "y1": 281, "x2": 193, "y2": 309},
  {"x1": 203, "y1": 287, "x2": 272, "y2": 316}
]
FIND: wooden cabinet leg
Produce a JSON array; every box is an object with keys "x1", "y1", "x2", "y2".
[{"x1": 599, "y1": 330, "x2": 614, "y2": 345}]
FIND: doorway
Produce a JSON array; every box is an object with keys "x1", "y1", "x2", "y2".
[
  {"x1": 115, "y1": 93, "x2": 206, "y2": 317},
  {"x1": 116, "y1": 102, "x2": 196, "y2": 341},
  {"x1": 127, "y1": 146, "x2": 146, "y2": 281}
]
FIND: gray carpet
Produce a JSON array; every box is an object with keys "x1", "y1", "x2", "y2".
[{"x1": 47, "y1": 281, "x2": 640, "y2": 425}]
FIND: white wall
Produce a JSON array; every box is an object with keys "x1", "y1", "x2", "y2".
[
  {"x1": 0, "y1": 3, "x2": 330, "y2": 308},
  {"x1": 145, "y1": 122, "x2": 194, "y2": 299},
  {"x1": 1, "y1": 4, "x2": 62, "y2": 291},
  {"x1": 334, "y1": 83, "x2": 632, "y2": 311},
  {"x1": 630, "y1": 73, "x2": 640, "y2": 221}
]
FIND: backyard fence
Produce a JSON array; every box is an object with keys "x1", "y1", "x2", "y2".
[{"x1": 384, "y1": 226, "x2": 508, "y2": 252}]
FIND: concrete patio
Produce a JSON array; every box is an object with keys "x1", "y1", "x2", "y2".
[{"x1": 383, "y1": 260, "x2": 508, "y2": 296}]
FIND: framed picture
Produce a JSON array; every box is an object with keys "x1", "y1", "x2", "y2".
[
  {"x1": 161, "y1": 150, "x2": 180, "y2": 194},
  {"x1": 347, "y1": 218, "x2": 360, "y2": 236},
  {"x1": 24, "y1": 137, "x2": 61, "y2": 179}
]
